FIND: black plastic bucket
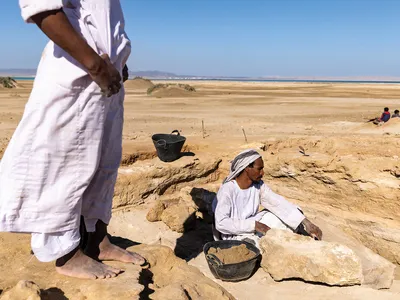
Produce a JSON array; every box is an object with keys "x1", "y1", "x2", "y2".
[
  {"x1": 152, "y1": 130, "x2": 186, "y2": 162},
  {"x1": 203, "y1": 240, "x2": 261, "y2": 282}
]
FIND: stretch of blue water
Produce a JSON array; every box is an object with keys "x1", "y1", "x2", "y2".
[
  {"x1": 13, "y1": 76, "x2": 400, "y2": 84},
  {"x1": 13, "y1": 77, "x2": 35, "y2": 81}
]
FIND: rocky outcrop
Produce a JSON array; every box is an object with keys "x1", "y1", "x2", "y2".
[
  {"x1": 342, "y1": 220, "x2": 400, "y2": 267},
  {"x1": 0, "y1": 231, "x2": 144, "y2": 300},
  {"x1": 260, "y1": 229, "x2": 363, "y2": 286},
  {"x1": 113, "y1": 156, "x2": 221, "y2": 209},
  {"x1": 259, "y1": 137, "x2": 400, "y2": 265},
  {"x1": 129, "y1": 244, "x2": 235, "y2": 300},
  {"x1": 313, "y1": 217, "x2": 396, "y2": 289},
  {"x1": 262, "y1": 137, "x2": 399, "y2": 217},
  {"x1": 0, "y1": 281, "x2": 41, "y2": 300},
  {"x1": 146, "y1": 201, "x2": 165, "y2": 222},
  {"x1": 160, "y1": 203, "x2": 197, "y2": 233}
]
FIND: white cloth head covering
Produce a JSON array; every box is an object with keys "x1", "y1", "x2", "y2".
[{"x1": 223, "y1": 149, "x2": 262, "y2": 183}]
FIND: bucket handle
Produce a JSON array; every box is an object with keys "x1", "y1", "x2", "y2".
[
  {"x1": 171, "y1": 130, "x2": 180, "y2": 136},
  {"x1": 156, "y1": 139, "x2": 167, "y2": 149},
  {"x1": 206, "y1": 253, "x2": 223, "y2": 267}
]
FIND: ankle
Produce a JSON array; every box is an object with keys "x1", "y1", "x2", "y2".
[{"x1": 55, "y1": 247, "x2": 81, "y2": 267}]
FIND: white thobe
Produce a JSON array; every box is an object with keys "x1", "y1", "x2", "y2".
[
  {"x1": 0, "y1": 0, "x2": 130, "y2": 262},
  {"x1": 213, "y1": 180, "x2": 305, "y2": 247}
]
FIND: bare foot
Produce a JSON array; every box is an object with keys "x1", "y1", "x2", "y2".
[
  {"x1": 97, "y1": 235, "x2": 146, "y2": 265},
  {"x1": 56, "y1": 248, "x2": 122, "y2": 279}
]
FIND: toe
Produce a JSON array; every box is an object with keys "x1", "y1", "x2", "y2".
[
  {"x1": 109, "y1": 271, "x2": 118, "y2": 278},
  {"x1": 94, "y1": 271, "x2": 106, "y2": 279},
  {"x1": 131, "y1": 253, "x2": 146, "y2": 265},
  {"x1": 106, "y1": 265, "x2": 122, "y2": 274}
]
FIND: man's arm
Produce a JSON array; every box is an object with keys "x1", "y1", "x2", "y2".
[
  {"x1": 260, "y1": 183, "x2": 305, "y2": 230},
  {"x1": 21, "y1": 4, "x2": 121, "y2": 96},
  {"x1": 260, "y1": 183, "x2": 322, "y2": 240},
  {"x1": 31, "y1": 9, "x2": 103, "y2": 75}
]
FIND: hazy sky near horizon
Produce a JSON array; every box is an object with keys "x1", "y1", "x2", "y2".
[{"x1": 0, "y1": 0, "x2": 399, "y2": 77}]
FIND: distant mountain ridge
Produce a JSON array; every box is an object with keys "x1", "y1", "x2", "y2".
[
  {"x1": 0, "y1": 69, "x2": 37, "y2": 76},
  {"x1": 130, "y1": 70, "x2": 181, "y2": 78}
]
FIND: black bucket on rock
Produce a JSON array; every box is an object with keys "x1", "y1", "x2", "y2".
[
  {"x1": 152, "y1": 130, "x2": 186, "y2": 162},
  {"x1": 203, "y1": 240, "x2": 261, "y2": 282}
]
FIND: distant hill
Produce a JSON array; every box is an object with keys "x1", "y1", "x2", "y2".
[
  {"x1": 129, "y1": 70, "x2": 182, "y2": 78},
  {"x1": 0, "y1": 69, "x2": 37, "y2": 76}
]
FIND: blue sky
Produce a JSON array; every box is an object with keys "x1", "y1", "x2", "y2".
[{"x1": 0, "y1": 0, "x2": 399, "y2": 77}]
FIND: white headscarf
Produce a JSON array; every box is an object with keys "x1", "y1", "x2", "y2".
[{"x1": 223, "y1": 149, "x2": 262, "y2": 183}]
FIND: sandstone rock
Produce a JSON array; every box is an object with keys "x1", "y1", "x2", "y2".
[
  {"x1": 146, "y1": 201, "x2": 165, "y2": 222},
  {"x1": 1, "y1": 280, "x2": 41, "y2": 300},
  {"x1": 179, "y1": 186, "x2": 218, "y2": 214},
  {"x1": 113, "y1": 156, "x2": 221, "y2": 209},
  {"x1": 151, "y1": 284, "x2": 190, "y2": 300},
  {"x1": 261, "y1": 137, "x2": 400, "y2": 265},
  {"x1": 0, "y1": 233, "x2": 143, "y2": 300},
  {"x1": 72, "y1": 263, "x2": 143, "y2": 300},
  {"x1": 260, "y1": 229, "x2": 363, "y2": 286},
  {"x1": 314, "y1": 217, "x2": 396, "y2": 289},
  {"x1": 129, "y1": 244, "x2": 235, "y2": 300},
  {"x1": 161, "y1": 203, "x2": 196, "y2": 233},
  {"x1": 343, "y1": 221, "x2": 400, "y2": 268}
]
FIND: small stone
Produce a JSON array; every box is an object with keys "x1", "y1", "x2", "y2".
[
  {"x1": 146, "y1": 201, "x2": 165, "y2": 222},
  {"x1": 160, "y1": 203, "x2": 196, "y2": 233}
]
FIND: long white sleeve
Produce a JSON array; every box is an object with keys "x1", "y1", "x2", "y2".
[
  {"x1": 214, "y1": 191, "x2": 263, "y2": 235},
  {"x1": 260, "y1": 183, "x2": 305, "y2": 230},
  {"x1": 19, "y1": 0, "x2": 64, "y2": 23}
]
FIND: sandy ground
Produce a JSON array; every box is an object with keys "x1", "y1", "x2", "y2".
[{"x1": 0, "y1": 80, "x2": 399, "y2": 299}]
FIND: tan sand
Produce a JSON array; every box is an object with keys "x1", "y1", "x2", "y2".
[{"x1": 208, "y1": 244, "x2": 257, "y2": 264}]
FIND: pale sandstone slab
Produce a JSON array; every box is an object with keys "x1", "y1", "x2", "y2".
[{"x1": 260, "y1": 229, "x2": 363, "y2": 286}]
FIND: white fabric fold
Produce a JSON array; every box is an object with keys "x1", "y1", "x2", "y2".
[
  {"x1": 31, "y1": 228, "x2": 80, "y2": 262},
  {"x1": 223, "y1": 149, "x2": 261, "y2": 183},
  {"x1": 19, "y1": 0, "x2": 64, "y2": 23}
]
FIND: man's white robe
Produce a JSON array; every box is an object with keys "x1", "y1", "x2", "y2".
[
  {"x1": 213, "y1": 180, "x2": 305, "y2": 247},
  {"x1": 0, "y1": 0, "x2": 130, "y2": 261}
]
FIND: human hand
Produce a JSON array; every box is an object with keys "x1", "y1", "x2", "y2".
[
  {"x1": 255, "y1": 221, "x2": 271, "y2": 236},
  {"x1": 301, "y1": 218, "x2": 322, "y2": 240},
  {"x1": 122, "y1": 64, "x2": 129, "y2": 82},
  {"x1": 89, "y1": 54, "x2": 122, "y2": 97}
]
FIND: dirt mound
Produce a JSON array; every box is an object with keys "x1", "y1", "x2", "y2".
[
  {"x1": 208, "y1": 244, "x2": 257, "y2": 264},
  {"x1": 124, "y1": 77, "x2": 154, "y2": 90},
  {"x1": 0, "y1": 77, "x2": 18, "y2": 89},
  {"x1": 384, "y1": 117, "x2": 400, "y2": 127},
  {"x1": 147, "y1": 83, "x2": 197, "y2": 98},
  {"x1": 356, "y1": 117, "x2": 400, "y2": 134}
]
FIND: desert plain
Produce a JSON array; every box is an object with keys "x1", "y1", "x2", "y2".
[{"x1": 0, "y1": 79, "x2": 399, "y2": 299}]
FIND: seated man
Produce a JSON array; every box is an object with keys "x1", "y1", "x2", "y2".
[
  {"x1": 373, "y1": 107, "x2": 391, "y2": 125},
  {"x1": 392, "y1": 110, "x2": 400, "y2": 118},
  {"x1": 212, "y1": 149, "x2": 322, "y2": 247}
]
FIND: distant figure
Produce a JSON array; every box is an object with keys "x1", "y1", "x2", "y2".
[
  {"x1": 373, "y1": 107, "x2": 391, "y2": 125},
  {"x1": 392, "y1": 110, "x2": 400, "y2": 118}
]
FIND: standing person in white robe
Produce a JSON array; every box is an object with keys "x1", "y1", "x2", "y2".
[
  {"x1": 212, "y1": 149, "x2": 322, "y2": 247},
  {"x1": 0, "y1": 0, "x2": 145, "y2": 279}
]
